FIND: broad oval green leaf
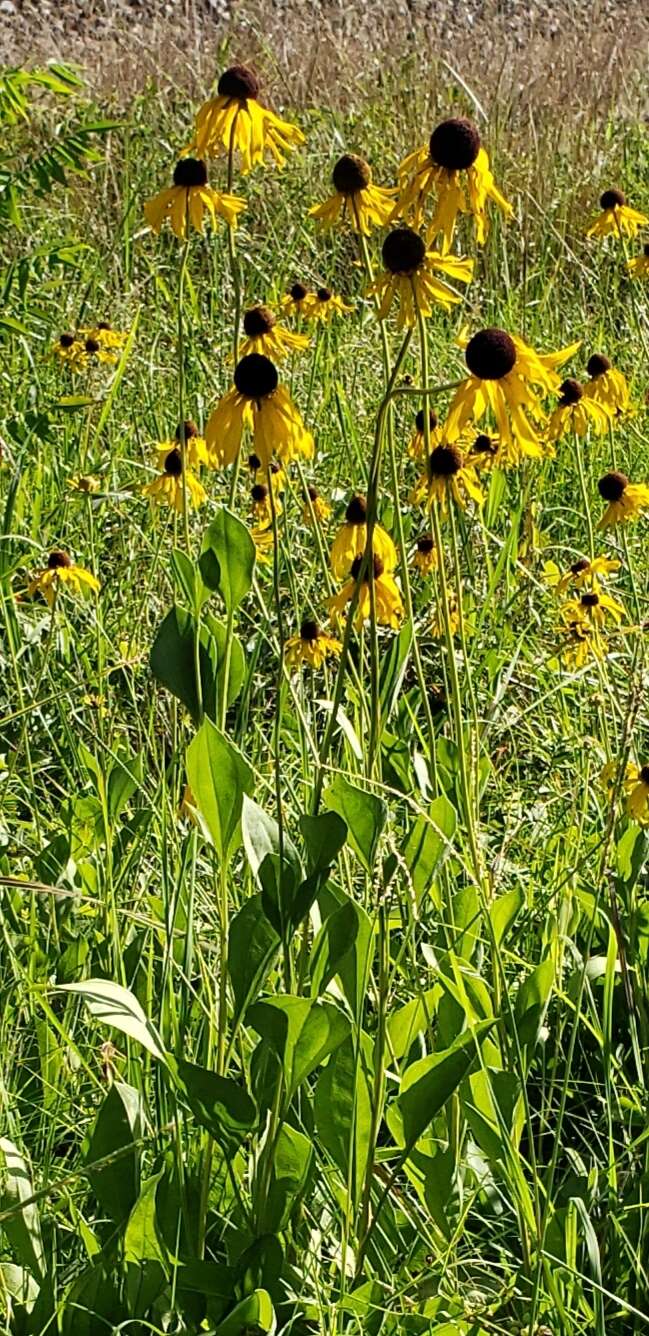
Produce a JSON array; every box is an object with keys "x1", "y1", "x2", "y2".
[
  {"x1": 57, "y1": 979, "x2": 167, "y2": 1063},
  {"x1": 201, "y1": 507, "x2": 255, "y2": 613},
  {"x1": 186, "y1": 717, "x2": 254, "y2": 863}
]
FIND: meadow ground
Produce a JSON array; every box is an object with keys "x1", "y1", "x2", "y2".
[{"x1": 1, "y1": 2, "x2": 649, "y2": 1333}]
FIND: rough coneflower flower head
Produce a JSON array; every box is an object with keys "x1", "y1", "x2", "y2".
[
  {"x1": 584, "y1": 353, "x2": 630, "y2": 417},
  {"x1": 217, "y1": 65, "x2": 260, "y2": 100},
  {"x1": 410, "y1": 442, "x2": 482, "y2": 512},
  {"x1": 234, "y1": 353, "x2": 279, "y2": 400},
  {"x1": 587, "y1": 188, "x2": 649, "y2": 240},
  {"x1": 597, "y1": 470, "x2": 649, "y2": 528},
  {"x1": 548, "y1": 376, "x2": 609, "y2": 440},
  {"x1": 193, "y1": 63, "x2": 304, "y2": 171},
  {"x1": 26, "y1": 550, "x2": 100, "y2": 608},
  {"x1": 309, "y1": 152, "x2": 395, "y2": 235},
  {"x1": 332, "y1": 154, "x2": 371, "y2": 193},
  {"x1": 285, "y1": 617, "x2": 342, "y2": 670},
  {"x1": 369, "y1": 227, "x2": 473, "y2": 326},
  {"x1": 396, "y1": 114, "x2": 512, "y2": 249},
  {"x1": 465, "y1": 328, "x2": 517, "y2": 380},
  {"x1": 144, "y1": 157, "x2": 245, "y2": 238},
  {"x1": 240, "y1": 303, "x2": 308, "y2": 359},
  {"x1": 383, "y1": 227, "x2": 427, "y2": 274},
  {"x1": 330, "y1": 494, "x2": 396, "y2": 578},
  {"x1": 206, "y1": 353, "x2": 313, "y2": 468},
  {"x1": 429, "y1": 117, "x2": 481, "y2": 171}
]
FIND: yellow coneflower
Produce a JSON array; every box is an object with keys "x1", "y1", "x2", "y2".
[
  {"x1": 583, "y1": 353, "x2": 630, "y2": 417},
  {"x1": 586, "y1": 188, "x2": 649, "y2": 240},
  {"x1": 52, "y1": 332, "x2": 84, "y2": 367},
  {"x1": 144, "y1": 158, "x2": 245, "y2": 239},
  {"x1": 627, "y1": 242, "x2": 649, "y2": 280},
  {"x1": 597, "y1": 471, "x2": 649, "y2": 528},
  {"x1": 239, "y1": 305, "x2": 309, "y2": 360},
  {"x1": 467, "y1": 430, "x2": 502, "y2": 470},
  {"x1": 193, "y1": 65, "x2": 304, "y2": 171},
  {"x1": 328, "y1": 553, "x2": 404, "y2": 630},
  {"x1": 307, "y1": 286, "x2": 354, "y2": 323},
  {"x1": 281, "y1": 281, "x2": 316, "y2": 318},
  {"x1": 430, "y1": 596, "x2": 461, "y2": 638},
  {"x1": 396, "y1": 116, "x2": 512, "y2": 250},
  {"x1": 79, "y1": 321, "x2": 128, "y2": 350},
  {"x1": 26, "y1": 550, "x2": 100, "y2": 610},
  {"x1": 408, "y1": 409, "x2": 442, "y2": 459},
  {"x1": 546, "y1": 378, "x2": 610, "y2": 442},
  {"x1": 410, "y1": 443, "x2": 483, "y2": 513},
  {"x1": 248, "y1": 453, "x2": 286, "y2": 492},
  {"x1": 560, "y1": 615, "x2": 606, "y2": 669},
  {"x1": 444, "y1": 327, "x2": 570, "y2": 457},
  {"x1": 329, "y1": 494, "x2": 397, "y2": 579},
  {"x1": 368, "y1": 227, "x2": 473, "y2": 327},
  {"x1": 562, "y1": 588, "x2": 623, "y2": 630},
  {"x1": 205, "y1": 353, "x2": 314, "y2": 469},
  {"x1": 250, "y1": 480, "x2": 283, "y2": 525},
  {"x1": 156, "y1": 421, "x2": 208, "y2": 471},
  {"x1": 82, "y1": 335, "x2": 118, "y2": 366},
  {"x1": 624, "y1": 764, "x2": 649, "y2": 822},
  {"x1": 412, "y1": 533, "x2": 437, "y2": 575},
  {"x1": 303, "y1": 485, "x2": 332, "y2": 525},
  {"x1": 69, "y1": 474, "x2": 100, "y2": 494},
  {"x1": 143, "y1": 447, "x2": 207, "y2": 513},
  {"x1": 543, "y1": 554, "x2": 621, "y2": 595},
  {"x1": 285, "y1": 618, "x2": 342, "y2": 670},
  {"x1": 251, "y1": 524, "x2": 274, "y2": 564},
  {"x1": 308, "y1": 153, "x2": 395, "y2": 236}
]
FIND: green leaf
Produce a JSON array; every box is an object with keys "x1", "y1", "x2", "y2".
[
  {"x1": 186, "y1": 718, "x2": 253, "y2": 863},
  {"x1": 490, "y1": 885, "x2": 525, "y2": 947},
  {"x1": 0, "y1": 1138, "x2": 45, "y2": 1279},
  {"x1": 299, "y1": 810, "x2": 347, "y2": 873},
  {"x1": 170, "y1": 1059, "x2": 257, "y2": 1155},
  {"x1": 228, "y1": 894, "x2": 280, "y2": 1027},
  {"x1": 310, "y1": 899, "x2": 360, "y2": 997},
  {"x1": 248, "y1": 996, "x2": 350, "y2": 1101},
  {"x1": 314, "y1": 1034, "x2": 374, "y2": 1207},
  {"x1": 242, "y1": 795, "x2": 302, "y2": 883},
  {"x1": 259, "y1": 1123, "x2": 313, "y2": 1232},
  {"x1": 149, "y1": 605, "x2": 218, "y2": 723},
  {"x1": 398, "y1": 1022, "x2": 494, "y2": 1152},
  {"x1": 387, "y1": 988, "x2": 440, "y2": 1062},
  {"x1": 171, "y1": 548, "x2": 207, "y2": 611},
  {"x1": 205, "y1": 613, "x2": 245, "y2": 708},
  {"x1": 515, "y1": 956, "x2": 554, "y2": 1048},
  {"x1": 57, "y1": 979, "x2": 167, "y2": 1063},
  {"x1": 402, "y1": 795, "x2": 457, "y2": 906},
  {"x1": 324, "y1": 775, "x2": 387, "y2": 872},
  {"x1": 85, "y1": 1082, "x2": 144, "y2": 1223},
  {"x1": 201, "y1": 508, "x2": 255, "y2": 612},
  {"x1": 213, "y1": 1289, "x2": 275, "y2": 1336},
  {"x1": 124, "y1": 1170, "x2": 168, "y2": 1317}
]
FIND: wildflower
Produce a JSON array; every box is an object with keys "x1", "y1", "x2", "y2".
[
  {"x1": 410, "y1": 443, "x2": 482, "y2": 513},
  {"x1": 303, "y1": 485, "x2": 331, "y2": 525},
  {"x1": 625, "y1": 765, "x2": 649, "y2": 822},
  {"x1": 83, "y1": 335, "x2": 118, "y2": 366},
  {"x1": 444, "y1": 327, "x2": 569, "y2": 457},
  {"x1": 53, "y1": 332, "x2": 84, "y2": 367},
  {"x1": 413, "y1": 533, "x2": 437, "y2": 575},
  {"x1": 330, "y1": 494, "x2": 396, "y2": 579},
  {"x1": 396, "y1": 116, "x2": 512, "y2": 250},
  {"x1": 26, "y1": 550, "x2": 100, "y2": 610},
  {"x1": 205, "y1": 353, "x2": 314, "y2": 469},
  {"x1": 562, "y1": 588, "x2": 623, "y2": 630},
  {"x1": 79, "y1": 322, "x2": 128, "y2": 350},
  {"x1": 69, "y1": 474, "x2": 100, "y2": 494},
  {"x1": 583, "y1": 353, "x2": 630, "y2": 417},
  {"x1": 281, "y1": 282, "x2": 316, "y2": 318},
  {"x1": 155, "y1": 421, "x2": 208, "y2": 471},
  {"x1": 543, "y1": 554, "x2": 621, "y2": 594},
  {"x1": 285, "y1": 619, "x2": 342, "y2": 670},
  {"x1": 144, "y1": 158, "x2": 245, "y2": 239},
  {"x1": 240, "y1": 305, "x2": 308, "y2": 360},
  {"x1": 627, "y1": 242, "x2": 649, "y2": 280},
  {"x1": 597, "y1": 471, "x2": 649, "y2": 528},
  {"x1": 408, "y1": 409, "x2": 442, "y2": 460},
  {"x1": 547, "y1": 378, "x2": 610, "y2": 441},
  {"x1": 368, "y1": 226, "x2": 472, "y2": 327},
  {"x1": 328, "y1": 553, "x2": 404, "y2": 630},
  {"x1": 586, "y1": 189, "x2": 649, "y2": 240},
  {"x1": 248, "y1": 454, "x2": 285, "y2": 491},
  {"x1": 430, "y1": 596, "x2": 460, "y2": 638},
  {"x1": 251, "y1": 525, "x2": 274, "y2": 564},
  {"x1": 193, "y1": 65, "x2": 304, "y2": 172},
  {"x1": 250, "y1": 481, "x2": 282, "y2": 525},
  {"x1": 308, "y1": 287, "x2": 353, "y2": 323},
  {"x1": 467, "y1": 431, "x2": 501, "y2": 469},
  {"x1": 143, "y1": 447, "x2": 206, "y2": 513},
  {"x1": 560, "y1": 615, "x2": 605, "y2": 669},
  {"x1": 308, "y1": 153, "x2": 395, "y2": 235}
]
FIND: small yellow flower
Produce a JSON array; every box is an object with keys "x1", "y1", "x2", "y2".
[
  {"x1": 430, "y1": 596, "x2": 460, "y2": 639},
  {"x1": 79, "y1": 322, "x2": 128, "y2": 350},
  {"x1": 560, "y1": 616, "x2": 606, "y2": 669},
  {"x1": 547, "y1": 378, "x2": 610, "y2": 441},
  {"x1": 69, "y1": 474, "x2": 100, "y2": 494},
  {"x1": 309, "y1": 154, "x2": 395, "y2": 236},
  {"x1": 329, "y1": 494, "x2": 397, "y2": 579},
  {"x1": 143, "y1": 447, "x2": 206, "y2": 513},
  {"x1": 205, "y1": 354, "x2": 314, "y2": 469},
  {"x1": 239, "y1": 305, "x2": 309, "y2": 360},
  {"x1": 251, "y1": 525, "x2": 274, "y2": 565},
  {"x1": 144, "y1": 158, "x2": 245, "y2": 239},
  {"x1": 412, "y1": 533, "x2": 437, "y2": 575},
  {"x1": 307, "y1": 286, "x2": 354, "y2": 324},
  {"x1": 82, "y1": 335, "x2": 118, "y2": 366},
  {"x1": 285, "y1": 618, "x2": 342, "y2": 671},
  {"x1": 395, "y1": 117, "x2": 512, "y2": 250},
  {"x1": 280, "y1": 282, "x2": 317, "y2": 318},
  {"x1": 408, "y1": 409, "x2": 442, "y2": 460},
  {"x1": 410, "y1": 443, "x2": 483, "y2": 514},
  {"x1": 626, "y1": 765, "x2": 649, "y2": 822},
  {"x1": 597, "y1": 471, "x2": 649, "y2": 528},
  {"x1": 543, "y1": 554, "x2": 621, "y2": 595},
  {"x1": 303, "y1": 485, "x2": 331, "y2": 526},
  {"x1": 26, "y1": 551, "x2": 100, "y2": 610},
  {"x1": 327, "y1": 554, "x2": 404, "y2": 631},
  {"x1": 193, "y1": 65, "x2": 304, "y2": 173},
  {"x1": 250, "y1": 480, "x2": 283, "y2": 526},
  {"x1": 562, "y1": 588, "x2": 623, "y2": 630},
  {"x1": 467, "y1": 430, "x2": 502, "y2": 469},
  {"x1": 156, "y1": 420, "x2": 208, "y2": 471},
  {"x1": 368, "y1": 226, "x2": 473, "y2": 328},
  {"x1": 627, "y1": 243, "x2": 649, "y2": 279},
  {"x1": 586, "y1": 188, "x2": 649, "y2": 240},
  {"x1": 52, "y1": 332, "x2": 85, "y2": 367},
  {"x1": 583, "y1": 353, "x2": 630, "y2": 417}
]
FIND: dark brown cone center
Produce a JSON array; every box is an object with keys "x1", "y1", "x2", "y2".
[
  {"x1": 48, "y1": 550, "x2": 72, "y2": 569},
  {"x1": 173, "y1": 157, "x2": 208, "y2": 188},
  {"x1": 598, "y1": 471, "x2": 628, "y2": 501},
  {"x1": 639, "y1": 765, "x2": 649, "y2": 785},
  {"x1": 218, "y1": 65, "x2": 260, "y2": 100},
  {"x1": 85, "y1": 338, "x2": 100, "y2": 353},
  {"x1": 59, "y1": 333, "x2": 75, "y2": 348},
  {"x1": 317, "y1": 287, "x2": 332, "y2": 302},
  {"x1": 382, "y1": 227, "x2": 426, "y2": 275},
  {"x1": 415, "y1": 409, "x2": 438, "y2": 432},
  {"x1": 600, "y1": 188, "x2": 625, "y2": 209},
  {"x1": 351, "y1": 553, "x2": 384, "y2": 581},
  {"x1": 234, "y1": 353, "x2": 278, "y2": 400},
  {"x1": 581, "y1": 592, "x2": 600, "y2": 607},
  {"x1": 473, "y1": 433, "x2": 497, "y2": 454},
  {"x1": 244, "y1": 305, "x2": 276, "y2": 336},
  {"x1": 332, "y1": 154, "x2": 371, "y2": 194},
  {"x1": 176, "y1": 419, "x2": 198, "y2": 440},
  {"x1": 586, "y1": 353, "x2": 611, "y2": 378},
  {"x1": 345, "y1": 494, "x2": 367, "y2": 524},
  {"x1": 252, "y1": 483, "x2": 268, "y2": 502},
  {"x1": 289, "y1": 281, "x2": 308, "y2": 301},
  {"x1": 300, "y1": 618, "x2": 320, "y2": 641},
  {"x1": 417, "y1": 534, "x2": 434, "y2": 554},
  {"x1": 570, "y1": 557, "x2": 590, "y2": 574},
  {"x1": 559, "y1": 378, "x2": 583, "y2": 406},
  {"x1": 164, "y1": 449, "x2": 183, "y2": 477},
  {"x1": 308, "y1": 485, "x2": 319, "y2": 500},
  {"x1": 465, "y1": 328, "x2": 517, "y2": 380},
  {"x1": 429, "y1": 117, "x2": 481, "y2": 171},
  {"x1": 429, "y1": 444, "x2": 463, "y2": 477}
]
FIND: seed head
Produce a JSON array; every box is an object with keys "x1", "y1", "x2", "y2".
[
  {"x1": 59, "y1": 332, "x2": 75, "y2": 348},
  {"x1": 48, "y1": 550, "x2": 72, "y2": 569},
  {"x1": 639, "y1": 765, "x2": 649, "y2": 785},
  {"x1": 429, "y1": 117, "x2": 481, "y2": 171},
  {"x1": 382, "y1": 227, "x2": 426, "y2": 275},
  {"x1": 417, "y1": 534, "x2": 434, "y2": 554},
  {"x1": 598, "y1": 471, "x2": 628, "y2": 502},
  {"x1": 415, "y1": 409, "x2": 437, "y2": 432},
  {"x1": 570, "y1": 557, "x2": 590, "y2": 575},
  {"x1": 316, "y1": 287, "x2": 332, "y2": 302},
  {"x1": 332, "y1": 154, "x2": 371, "y2": 194},
  {"x1": 586, "y1": 353, "x2": 611, "y2": 378},
  {"x1": 558, "y1": 378, "x2": 583, "y2": 406},
  {"x1": 217, "y1": 65, "x2": 260, "y2": 100},
  {"x1": 345, "y1": 494, "x2": 367, "y2": 525},
  {"x1": 600, "y1": 188, "x2": 625, "y2": 209},
  {"x1": 428, "y1": 444, "x2": 463, "y2": 477},
  {"x1": 581, "y1": 591, "x2": 600, "y2": 608},
  {"x1": 243, "y1": 305, "x2": 276, "y2": 337},
  {"x1": 300, "y1": 618, "x2": 319, "y2": 641},
  {"x1": 473, "y1": 432, "x2": 497, "y2": 454},
  {"x1": 173, "y1": 157, "x2": 208, "y2": 189},
  {"x1": 164, "y1": 448, "x2": 183, "y2": 477},
  {"x1": 85, "y1": 337, "x2": 100, "y2": 354},
  {"x1": 351, "y1": 552, "x2": 384, "y2": 581},
  {"x1": 176, "y1": 419, "x2": 199, "y2": 440},
  {"x1": 252, "y1": 482, "x2": 268, "y2": 502},
  {"x1": 289, "y1": 281, "x2": 308, "y2": 301},
  {"x1": 234, "y1": 353, "x2": 278, "y2": 400},
  {"x1": 465, "y1": 328, "x2": 517, "y2": 380}
]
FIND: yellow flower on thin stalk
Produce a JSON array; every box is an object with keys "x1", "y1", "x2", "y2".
[
  {"x1": 408, "y1": 409, "x2": 442, "y2": 460},
  {"x1": 368, "y1": 227, "x2": 473, "y2": 328},
  {"x1": 543, "y1": 554, "x2": 621, "y2": 595},
  {"x1": 281, "y1": 282, "x2": 316, "y2": 318},
  {"x1": 144, "y1": 158, "x2": 245, "y2": 239},
  {"x1": 143, "y1": 447, "x2": 206, "y2": 513},
  {"x1": 583, "y1": 353, "x2": 630, "y2": 417},
  {"x1": 560, "y1": 616, "x2": 606, "y2": 670},
  {"x1": 205, "y1": 354, "x2": 314, "y2": 469},
  {"x1": 547, "y1": 378, "x2": 610, "y2": 442},
  {"x1": 250, "y1": 480, "x2": 283, "y2": 526},
  {"x1": 562, "y1": 588, "x2": 624, "y2": 631},
  {"x1": 412, "y1": 533, "x2": 437, "y2": 576},
  {"x1": 396, "y1": 116, "x2": 512, "y2": 250},
  {"x1": 308, "y1": 153, "x2": 395, "y2": 236},
  {"x1": 193, "y1": 64, "x2": 304, "y2": 172},
  {"x1": 26, "y1": 550, "x2": 100, "y2": 610},
  {"x1": 285, "y1": 618, "x2": 342, "y2": 671},
  {"x1": 624, "y1": 764, "x2": 649, "y2": 823},
  {"x1": 430, "y1": 595, "x2": 460, "y2": 639},
  {"x1": 328, "y1": 553, "x2": 404, "y2": 631},
  {"x1": 251, "y1": 525, "x2": 274, "y2": 565},
  {"x1": 307, "y1": 287, "x2": 353, "y2": 324},
  {"x1": 83, "y1": 335, "x2": 118, "y2": 366},
  {"x1": 627, "y1": 242, "x2": 649, "y2": 280},
  {"x1": 597, "y1": 471, "x2": 649, "y2": 528},
  {"x1": 467, "y1": 431, "x2": 502, "y2": 470},
  {"x1": 69, "y1": 474, "x2": 100, "y2": 494},
  {"x1": 156, "y1": 420, "x2": 208, "y2": 471},
  {"x1": 586, "y1": 188, "x2": 649, "y2": 241},
  {"x1": 303, "y1": 485, "x2": 331, "y2": 526},
  {"x1": 329, "y1": 494, "x2": 396, "y2": 579},
  {"x1": 52, "y1": 332, "x2": 84, "y2": 367},
  {"x1": 248, "y1": 454, "x2": 286, "y2": 493},
  {"x1": 410, "y1": 443, "x2": 483, "y2": 514},
  {"x1": 79, "y1": 321, "x2": 128, "y2": 350},
  {"x1": 240, "y1": 305, "x2": 309, "y2": 360}
]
